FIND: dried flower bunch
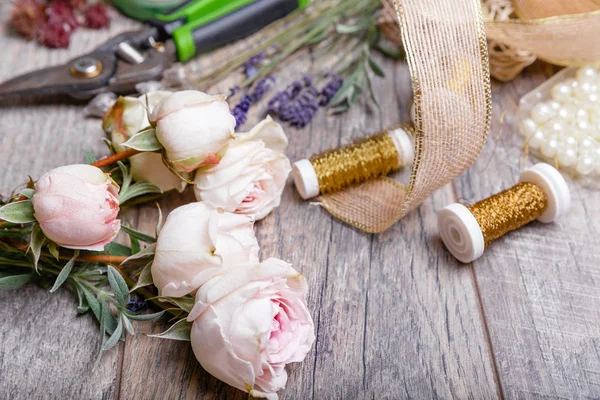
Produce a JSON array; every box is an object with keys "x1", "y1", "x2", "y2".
[
  {"x1": 11, "y1": 0, "x2": 110, "y2": 48},
  {"x1": 0, "y1": 89, "x2": 312, "y2": 399}
]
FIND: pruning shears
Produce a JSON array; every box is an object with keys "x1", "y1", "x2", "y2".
[{"x1": 0, "y1": 0, "x2": 309, "y2": 100}]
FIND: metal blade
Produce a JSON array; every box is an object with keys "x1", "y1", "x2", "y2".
[{"x1": 0, "y1": 53, "x2": 115, "y2": 100}]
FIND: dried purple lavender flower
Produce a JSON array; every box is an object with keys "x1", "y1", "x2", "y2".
[
  {"x1": 267, "y1": 80, "x2": 304, "y2": 114},
  {"x1": 126, "y1": 299, "x2": 147, "y2": 313},
  {"x1": 278, "y1": 85, "x2": 320, "y2": 128},
  {"x1": 231, "y1": 76, "x2": 275, "y2": 128},
  {"x1": 319, "y1": 74, "x2": 343, "y2": 106},
  {"x1": 243, "y1": 51, "x2": 266, "y2": 78}
]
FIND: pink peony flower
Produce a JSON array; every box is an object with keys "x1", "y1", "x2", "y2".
[
  {"x1": 187, "y1": 258, "x2": 315, "y2": 400},
  {"x1": 193, "y1": 116, "x2": 291, "y2": 221},
  {"x1": 32, "y1": 164, "x2": 120, "y2": 251},
  {"x1": 151, "y1": 202, "x2": 259, "y2": 298}
]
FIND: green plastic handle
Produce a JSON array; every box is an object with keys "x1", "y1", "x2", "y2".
[{"x1": 172, "y1": 0, "x2": 309, "y2": 62}]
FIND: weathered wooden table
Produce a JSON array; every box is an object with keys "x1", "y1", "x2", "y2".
[{"x1": 1, "y1": 6, "x2": 599, "y2": 400}]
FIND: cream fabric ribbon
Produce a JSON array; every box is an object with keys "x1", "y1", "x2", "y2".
[{"x1": 319, "y1": 0, "x2": 491, "y2": 233}]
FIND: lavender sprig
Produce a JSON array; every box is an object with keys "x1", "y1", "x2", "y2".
[
  {"x1": 243, "y1": 51, "x2": 266, "y2": 78},
  {"x1": 277, "y1": 85, "x2": 320, "y2": 128},
  {"x1": 231, "y1": 76, "x2": 276, "y2": 127},
  {"x1": 319, "y1": 74, "x2": 343, "y2": 106}
]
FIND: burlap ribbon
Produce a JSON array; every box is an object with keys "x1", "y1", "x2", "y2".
[
  {"x1": 380, "y1": 0, "x2": 600, "y2": 81},
  {"x1": 318, "y1": 0, "x2": 491, "y2": 233}
]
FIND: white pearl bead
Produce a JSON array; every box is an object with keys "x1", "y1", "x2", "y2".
[
  {"x1": 528, "y1": 131, "x2": 546, "y2": 150},
  {"x1": 518, "y1": 118, "x2": 538, "y2": 138},
  {"x1": 531, "y1": 102, "x2": 554, "y2": 124},
  {"x1": 585, "y1": 93, "x2": 599, "y2": 104},
  {"x1": 541, "y1": 138, "x2": 559, "y2": 158},
  {"x1": 576, "y1": 109, "x2": 590, "y2": 123},
  {"x1": 576, "y1": 156, "x2": 595, "y2": 175},
  {"x1": 563, "y1": 135, "x2": 579, "y2": 148},
  {"x1": 557, "y1": 147, "x2": 578, "y2": 167},
  {"x1": 576, "y1": 120, "x2": 591, "y2": 135},
  {"x1": 591, "y1": 125, "x2": 600, "y2": 141},
  {"x1": 565, "y1": 78, "x2": 579, "y2": 90},
  {"x1": 557, "y1": 104, "x2": 577, "y2": 123},
  {"x1": 576, "y1": 66, "x2": 597, "y2": 82},
  {"x1": 552, "y1": 83, "x2": 572, "y2": 103},
  {"x1": 581, "y1": 136, "x2": 596, "y2": 150},
  {"x1": 576, "y1": 81, "x2": 598, "y2": 99},
  {"x1": 545, "y1": 118, "x2": 566, "y2": 135}
]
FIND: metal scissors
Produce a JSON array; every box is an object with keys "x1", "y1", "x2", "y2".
[{"x1": 0, "y1": 0, "x2": 309, "y2": 100}]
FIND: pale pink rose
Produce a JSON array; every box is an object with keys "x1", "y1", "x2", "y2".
[
  {"x1": 32, "y1": 164, "x2": 120, "y2": 251},
  {"x1": 193, "y1": 116, "x2": 291, "y2": 221},
  {"x1": 150, "y1": 90, "x2": 235, "y2": 172},
  {"x1": 187, "y1": 258, "x2": 315, "y2": 400},
  {"x1": 151, "y1": 202, "x2": 259, "y2": 298},
  {"x1": 102, "y1": 91, "x2": 187, "y2": 193}
]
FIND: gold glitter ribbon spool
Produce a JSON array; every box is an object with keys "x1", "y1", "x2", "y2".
[
  {"x1": 292, "y1": 126, "x2": 414, "y2": 200},
  {"x1": 438, "y1": 163, "x2": 571, "y2": 263}
]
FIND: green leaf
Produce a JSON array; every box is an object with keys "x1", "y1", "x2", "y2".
[
  {"x1": 75, "y1": 284, "x2": 89, "y2": 314},
  {"x1": 103, "y1": 242, "x2": 132, "y2": 257},
  {"x1": 103, "y1": 303, "x2": 118, "y2": 336},
  {"x1": 18, "y1": 188, "x2": 35, "y2": 199},
  {"x1": 0, "y1": 272, "x2": 32, "y2": 290},
  {"x1": 48, "y1": 241, "x2": 60, "y2": 260},
  {"x1": 122, "y1": 243, "x2": 156, "y2": 265},
  {"x1": 157, "y1": 296, "x2": 195, "y2": 313},
  {"x1": 148, "y1": 318, "x2": 191, "y2": 341},
  {"x1": 102, "y1": 316, "x2": 123, "y2": 351},
  {"x1": 122, "y1": 314, "x2": 135, "y2": 336},
  {"x1": 121, "y1": 225, "x2": 156, "y2": 243},
  {"x1": 81, "y1": 285, "x2": 101, "y2": 321},
  {"x1": 130, "y1": 261, "x2": 154, "y2": 292},
  {"x1": 122, "y1": 127, "x2": 162, "y2": 152},
  {"x1": 84, "y1": 150, "x2": 98, "y2": 164},
  {"x1": 368, "y1": 57, "x2": 385, "y2": 77},
  {"x1": 49, "y1": 251, "x2": 79, "y2": 293},
  {"x1": 107, "y1": 266, "x2": 130, "y2": 306},
  {"x1": 130, "y1": 235, "x2": 140, "y2": 255},
  {"x1": 156, "y1": 203, "x2": 164, "y2": 236},
  {"x1": 0, "y1": 201, "x2": 36, "y2": 224},
  {"x1": 119, "y1": 182, "x2": 162, "y2": 205},
  {"x1": 126, "y1": 310, "x2": 166, "y2": 321},
  {"x1": 29, "y1": 223, "x2": 45, "y2": 270}
]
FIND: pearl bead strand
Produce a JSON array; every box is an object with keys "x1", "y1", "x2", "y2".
[{"x1": 520, "y1": 66, "x2": 600, "y2": 176}]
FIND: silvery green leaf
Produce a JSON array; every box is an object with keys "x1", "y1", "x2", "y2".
[
  {"x1": 0, "y1": 272, "x2": 32, "y2": 290},
  {"x1": 122, "y1": 127, "x2": 162, "y2": 152},
  {"x1": 18, "y1": 188, "x2": 35, "y2": 199},
  {"x1": 107, "y1": 266, "x2": 130, "y2": 306},
  {"x1": 103, "y1": 304, "x2": 118, "y2": 336},
  {"x1": 0, "y1": 200, "x2": 36, "y2": 224},
  {"x1": 119, "y1": 182, "x2": 162, "y2": 205},
  {"x1": 126, "y1": 310, "x2": 166, "y2": 321},
  {"x1": 148, "y1": 318, "x2": 191, "y2": 341},
  {"x1": 84, "y1": 150, "x2": 97, "y2": 164},
  {"x1": 102, "y1": 316, "x2": 123, "y2": 351},
  {"x1": 130, "y1": 235, "x2": 140, "y2": 255},
  {"x1": 156, "y1": 204, "x2": 164, "y2": 236},
  {"x1": 130, "y1": 261, "x2": 154, "y2": 292},
  {"x1": 48, "y1": 241, "x2": 59, "y2": 260},
  {"x1": 117, "y1": 161, "x2": 132, "y2": 193},
  {"x1": 29, "y1": 223, "x2": 45, "y2": 271},
  {"x1": 157, "y1": 296, "x2": 195, "y2": 313},
  {"x1": 81, "y1": 285, "x2": 101, "y2": 321},
  {"x1": 121, "y1": 225, "x2": 156, "y2": 243},
  {"x1": 121, "y1": 314, "x2": 135, "y2": 336},
  {"x1": 75, "y1": 285, "x2": 89, "y2": 314},
  {"x1": 122, "y1": 243, "x2": 156, "y2": 265},
  {"x1": 50, "y1": 251, "x2": 79, "y2": 293},
  {"x1": 368, "y1": 57, "x2": 385, "y2": 77}
]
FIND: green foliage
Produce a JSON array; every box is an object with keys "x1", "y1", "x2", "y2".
[
  {"x1": 148, "y1": 318, "x2": 192, "y2": 341},
  {"x1": 0, "y1": 200, "x2": 36, "y2": 224},
  {"x1": 122, "y1": 127, "x2": 162, "y2": 152},
  {"x1": 116, "y1": 162, "x2": 163, "y2": 206}
]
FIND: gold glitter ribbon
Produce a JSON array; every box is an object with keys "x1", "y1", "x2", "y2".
[
  {"x1": 468, "y1": 182, "x2": 548, "y2": 246},
  {"x1": 318, "y1": 0, "x2": 492, "y2": 233},
  {"x1": 311, "y1": 132, "x2": 402, "y2": 195}
]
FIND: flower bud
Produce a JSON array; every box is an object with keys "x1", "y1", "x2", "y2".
[
  {"x1": 102, "y1": 91, "x2": 186, "y2": 192},
  {"x1": 194, "y1": 116, "x2": 291, "y2": 221},
  {"x1": 151, "y1": 202, "x2": 259, "y2": 298},
  {"x1": 150, "y1": 90, "x2": 236, "y2": 172},
  {"x1": 32, "y1": 164, "x2": 120, "y2": 251}
]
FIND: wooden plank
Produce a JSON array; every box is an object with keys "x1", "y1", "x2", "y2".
[
  {"x1": 455, "y1": 63, "x2": 600, "y2": 399},
  {"x1": 0, "y1": 7, "x2": 141, "y2": 399}
]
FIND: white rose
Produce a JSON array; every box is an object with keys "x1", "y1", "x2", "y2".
[
  {"x1": 150, "y1": 90, "x2": 236, "y2": 172},
  {"x1": 102, "y1": 91, "x2": 186, "y2": 193},
  {"x1": 151, "y1": 202, "x2": 259, "y2": 298},
  {"x1": 193, "y1": 116, "x2": 291, "y2": 221}
]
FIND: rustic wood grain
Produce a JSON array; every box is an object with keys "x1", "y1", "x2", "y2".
[{"x1": 455, "y1": 62, "x2": 600, "y2": 399}]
